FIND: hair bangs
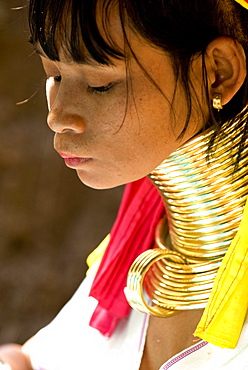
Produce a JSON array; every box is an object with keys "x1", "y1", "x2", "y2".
[{"x1": 29, "y1": 0, "x2": 126, "y2": 65}]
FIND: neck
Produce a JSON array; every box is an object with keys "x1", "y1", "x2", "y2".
[
  {"x1": 149, "y1": 116, "x2": 248, "y2": 263},
  {"x1": 125, "y1": 110, "x2": 248, "y2": 316}
]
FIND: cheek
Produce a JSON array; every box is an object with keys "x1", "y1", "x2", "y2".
[
  {"x1": 92, "y1": 90, "x2": 129, "y2": 135},
  {"x1": 126, "y1": 94, "x2": 170, "y2": 143}
]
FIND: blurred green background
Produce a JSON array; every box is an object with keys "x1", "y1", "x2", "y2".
[{"x1": 0, "y1": 0, "x2": 122, "y2": 344}]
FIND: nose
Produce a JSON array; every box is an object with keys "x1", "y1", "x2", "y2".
[
  {"x1": 47, "y1": 108, "x2": 86, "y2": 134},
  {"x1": 46, "y1": 80, "x2": 86, "y2": 134}
]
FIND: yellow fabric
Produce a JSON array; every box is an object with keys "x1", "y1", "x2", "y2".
[
  {"x1": 235, "y1": 0, "x2": 248, "y2": 9},
  {"x1": 86, "y1": 234, "x2": 110, "y2": 276},
  {"x1": 195, "y1": 197, "x2": 248, "y2": 349}
]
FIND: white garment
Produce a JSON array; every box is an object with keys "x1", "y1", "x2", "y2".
[
  {"x1": 26, "y1": 274, "x2": 149, "y2": 370},
  {"x1": 26, "y1": 274, "x2": 248, "y2": 370}
]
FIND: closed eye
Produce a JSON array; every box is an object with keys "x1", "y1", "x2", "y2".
[{"x1": 87, "y1": 82, "x2": 114, "y2": 94}]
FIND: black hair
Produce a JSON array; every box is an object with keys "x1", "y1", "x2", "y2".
[{"x1": 28, "y1": 0, "x2": 248, "y2": 162}]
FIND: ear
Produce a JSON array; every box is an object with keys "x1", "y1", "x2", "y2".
[{"x1": 205, "y1": 36, "x2": 246, "y2": 106}]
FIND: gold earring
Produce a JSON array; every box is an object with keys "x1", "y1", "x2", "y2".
[{"x1": 213, "y1": 94, "x2": 223, "y2": 111}]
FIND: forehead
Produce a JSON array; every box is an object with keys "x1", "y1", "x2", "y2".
[
  {"x1": 30, "y1": 0, "x2": 172, "y2": 78},
  {"x1": 30, "y1": 0, "x2": 128, "y2": 65}
]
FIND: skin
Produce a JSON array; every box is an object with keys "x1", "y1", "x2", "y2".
[
  {"x1": 41, "y1": 12, "x2": 246, "y2": 192},
  {"x1": 40, "y1": 19, "x2": 207, "y2": 190},
  {"x1": 0, "y1": 10, "x2": 246, "y2": 370},
  {"x1": 0, "y1": 344, "x2": 32, "y2": 370}
]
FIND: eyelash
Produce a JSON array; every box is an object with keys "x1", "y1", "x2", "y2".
[
  {"x1": 49, "y1": 75, "x2": 114, "y2": 95},
  {"x1": 87, "y1": 82, "x2": 114, "y2": 94}
]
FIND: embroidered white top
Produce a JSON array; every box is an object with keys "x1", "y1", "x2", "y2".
[{"x1": 25, "y1": 271, "x2": 248, "y2": 370}]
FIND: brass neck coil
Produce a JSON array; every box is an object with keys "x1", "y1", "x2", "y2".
[{"x1": 125, "y1": 110, "x2": 248, "y2": 316}]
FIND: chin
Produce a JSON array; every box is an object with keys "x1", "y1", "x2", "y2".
[{"x1": 76, "y1": 170, "x2": 125, "y2": 190}]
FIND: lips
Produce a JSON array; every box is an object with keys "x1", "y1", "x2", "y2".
[
  {"x1": 58, "y1": 152, "x2": 91, "y2": 167},
  {"x1": 59, "y1": 152, "x2": 79, "y2": 159}
]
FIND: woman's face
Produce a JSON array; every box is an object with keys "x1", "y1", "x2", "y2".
[{"x1": 39, "y1": 15, "x2": 207, "y2": 189}]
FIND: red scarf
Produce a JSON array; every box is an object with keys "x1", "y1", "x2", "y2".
[{"x1": 89, "y1": 177, "x2": 165, "y2": 337}]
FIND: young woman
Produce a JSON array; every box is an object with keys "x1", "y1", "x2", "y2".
[{"x1": 0, "y1": 0, "x2": 248, "y2": 368}]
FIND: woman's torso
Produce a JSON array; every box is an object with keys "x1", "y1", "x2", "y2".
[{"x1": 26, "y1": 274, "x2": 248, "y2": 370}]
